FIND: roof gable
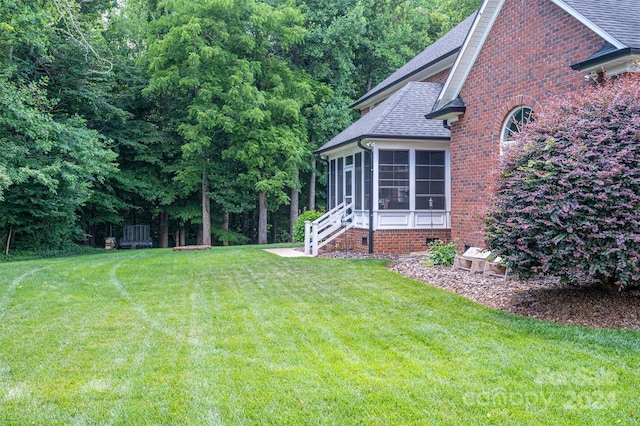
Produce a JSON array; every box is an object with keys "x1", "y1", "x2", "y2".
[
  {"x1": 317, "y1": 82, "x2": 449, "y2": 154},
  {"x1": 431, "y1": 0, "x2": 639, "y2": 115},
  {"x1": 431, "y1": 0, "x2": 507, "y2": 113}
]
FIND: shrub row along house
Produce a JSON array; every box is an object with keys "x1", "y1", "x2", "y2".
[{"x1": 313, "y1": 0, "x2": 640, "y2": 255}]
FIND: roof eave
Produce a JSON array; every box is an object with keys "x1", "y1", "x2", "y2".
[
  {"x1": 424, "y1": 106, "x2": 467, "y2": 121},
  {"x1": 570, "y1": 48, "x2": 640, "y2": 71},
  {"x1": 431, "y1": 0, "x2": 506, "y2": 114},
  {"x1": 315, "y1": 134, "x2": 451, "y2": 155}
]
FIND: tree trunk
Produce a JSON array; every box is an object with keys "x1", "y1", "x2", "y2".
[
  {"x1": 202, "y1": 172, "x2": 211, "y2": 246},
  {"x1": 222, "y1": 213, "x2": 229, "y2": 246},
  {"x1": 180, "y1": 225, "x2": 186, "y2": 247},
  {"x1": 174, "y1": 228, "x2": 181, "y2": 247},
  {"x1": 85, "y1": 225, "x2": 96, "y2": 247},
  {"x1": 258, "y1": 190, "x2": 268, "y2": 244},
  {"x1": 160, "y1": 212, "x2": 169, "y2": 248},
  {"x1": 272, "y1": 211, "x2": 278, "y2": 243},
  {"x1": 5, "y1": 225, "x2": 12, "y2": 256},
  {"x1": 309, "y1": 157, "x2": 316, "y2": 211},
  {"x1": 290, "y1": 168, "x2": 299, "y2": 242}
]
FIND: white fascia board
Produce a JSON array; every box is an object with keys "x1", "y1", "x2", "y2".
[
  {"x1": 581, "y1": 54, "x2": 640, "y2": 74},
  {"x1": 550, "y1": 0, "x2": 625, "y2": 49},
  {"x1": 318, "y1": 141, "x2": 362, "y2": 159},
  {"x1": 434, "y1": 0, "x2": 506, "y2": 111}
]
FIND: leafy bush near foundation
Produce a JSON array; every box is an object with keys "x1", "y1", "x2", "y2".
[
  {"x1": 486, "y1": 74, "x2": 640, "y2": 289},
  {"x1": 293, "y1": 210, "x2": 324, "y2": 242},
  {"x1": 425, "y1": 239, "x2": 458, "y2": 266}
]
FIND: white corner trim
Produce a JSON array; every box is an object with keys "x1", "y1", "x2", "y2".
[
  {"x1": 550, "y1": 0, "x2": 625, "y2": 49},
  {"x1": 435, "y1": 0, "x2": 507, "y2": 111}
]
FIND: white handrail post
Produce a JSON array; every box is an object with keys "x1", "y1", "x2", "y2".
[
  {"x1": 312, "y1": 220, "x2": 319, "y2": 256},
  {"x1": 304, "y1": 221, "x2": 311, "y2": 255}
]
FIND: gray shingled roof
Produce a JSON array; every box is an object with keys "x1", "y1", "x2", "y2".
[
  {"x1": 564, "y1": 0, "x2": 640, "y2": 48},
  {"x1": 317, "y1": 82, "x2": 449, "y2": 154},
  {"x1": 350, "y1": 12, "x2": 477, "y2": 109}
]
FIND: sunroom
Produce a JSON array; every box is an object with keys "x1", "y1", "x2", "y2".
[{"x1": 313, "y1": 81, "x2": 453, "y2": 254}]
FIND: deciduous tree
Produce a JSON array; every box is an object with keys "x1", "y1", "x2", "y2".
[{"x1": 146, "y1": 0, "x2": 314, "y2": 244}]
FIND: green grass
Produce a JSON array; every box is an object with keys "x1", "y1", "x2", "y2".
[{"x1": 1, "y1": 247, "x2": 639, "y2": 425}]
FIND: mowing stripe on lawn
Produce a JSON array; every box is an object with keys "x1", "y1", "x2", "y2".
[{"x1": 0, "y1": 248, "x2": 639, "y2": 425}]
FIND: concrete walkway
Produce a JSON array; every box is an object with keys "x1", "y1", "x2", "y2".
[{"x1": 263, "y1": 248, "x2": 312, "y2": 258}]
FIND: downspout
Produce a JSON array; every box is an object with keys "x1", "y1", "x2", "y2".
[{"x1": 357, "y1": 139, "x2": 374, "y2": 254}]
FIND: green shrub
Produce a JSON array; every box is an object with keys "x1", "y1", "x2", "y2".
[
  {"x1": 425, "y1": 239, "x2": 458, "y2": 266},
  {"x1": 293, "y1": 210, "x2": 324, "y2": 242}
]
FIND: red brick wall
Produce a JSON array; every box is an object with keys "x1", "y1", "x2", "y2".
[
  {"x1": 449, "y1": 0, "x2": 604, "y2": 249},
  {"x1": 423, "y1": 68, "x2": 451, "y2": 84},
  {"x1": 335, "y1": 228, "x2": 452, "y2": 254}
]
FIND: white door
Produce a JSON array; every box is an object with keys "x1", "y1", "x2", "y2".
[{"x1": 344, "y1": 166, "x2": 354, "y2": 206}]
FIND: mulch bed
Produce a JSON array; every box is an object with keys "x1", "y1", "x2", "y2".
[{"x1": 320, "y1": 251, "x2": 640, "y2": 330}]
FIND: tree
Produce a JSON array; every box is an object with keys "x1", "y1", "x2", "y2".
[
  {"x1": 486, "y1": 74, "x2": 640, "y2": 290},
  {"x1": 0, "y1": 74, "x2": 116, "y2": 251},
  {"x1": 146, "y1": 0, "x2": 315, "y2": 245},
  {"x1": 91, "y1": 0, "x2": 189, "y2": 248},
  {"x1": 291, "y1": 0, "x2": 479, "y2": 212},
  {"x1": 430, "y1": 0, "x2": 481, "y2": 38},
  {"x1": 0, "y1": 1, "x2": 117, "y2": 252},
  {"x1": 0, "y1": 0, "x2": 487, "y2": 252}
]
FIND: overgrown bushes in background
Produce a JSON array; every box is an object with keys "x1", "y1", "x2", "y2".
[
  {"x1": 486, "y1": 74, "x2": 640, "y2": 289},
  {"x1": 293, "y1": 210, "x2": 324, "y2": 242}
]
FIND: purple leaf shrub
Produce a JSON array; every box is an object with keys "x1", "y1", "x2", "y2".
[{"x1": 486, "y1": 74, "x2": 640, "y2": 289}]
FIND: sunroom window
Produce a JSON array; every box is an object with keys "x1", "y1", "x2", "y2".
[
  {"x1": 415, "y1": 150, "x2": 446, "y2": 210},
  {"x1": 378, "y1": 150, "x2": 409, "y2": 210}
]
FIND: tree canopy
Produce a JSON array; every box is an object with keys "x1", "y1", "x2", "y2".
[
  {"x1": 0, "y1": 0, "x2": 479, "y2": 253},
  {"x1": 0, "y1": 0, "x2": 117, "y2": 251}
]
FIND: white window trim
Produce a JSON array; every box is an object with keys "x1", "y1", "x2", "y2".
[{"x1": 500, "y1": 105, "x2": 534, "y2": 156}]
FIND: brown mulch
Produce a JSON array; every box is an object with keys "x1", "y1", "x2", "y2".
[{"x1": 320, "y1": 251, "x2": 640, "y2": 330}]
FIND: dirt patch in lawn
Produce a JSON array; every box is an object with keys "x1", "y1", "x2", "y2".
[{"x1": 321, "y1": 251, "x2": 640, "y2": 330}]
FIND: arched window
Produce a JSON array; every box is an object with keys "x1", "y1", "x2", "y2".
[{"x1": 501, "y1": 105, "x2": 534, "y2": 154}]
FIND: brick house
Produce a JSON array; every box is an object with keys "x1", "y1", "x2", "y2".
[{"x1": 312, "y1": 0, "x2": 640, "y2": 255}]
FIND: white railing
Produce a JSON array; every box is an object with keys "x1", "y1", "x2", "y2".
[{"x1": 304, "y1": 202, "x2": 355, "y2": 256}]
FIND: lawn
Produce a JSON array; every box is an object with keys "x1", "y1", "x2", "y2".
[{"x1": 0, "y1": 247, "x2": 639, "y2": 425}]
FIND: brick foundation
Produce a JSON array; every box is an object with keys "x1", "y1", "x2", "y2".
[{"x1": 332, "y1": 228, "x2": 452, "y2": 255}]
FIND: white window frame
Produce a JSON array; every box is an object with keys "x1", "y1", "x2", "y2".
[{"x1": 500, "y1": 105, "x2": 534, "y2": 155}]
